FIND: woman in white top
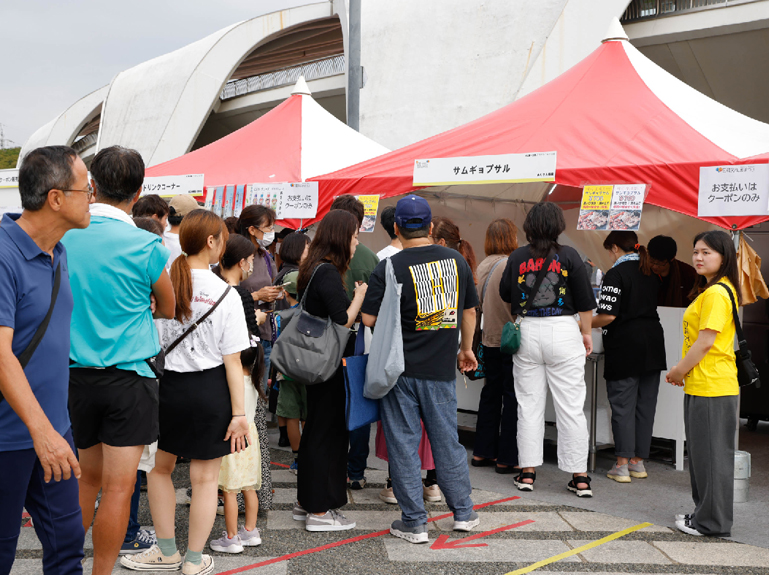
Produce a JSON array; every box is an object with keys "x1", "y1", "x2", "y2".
[{"x1": 121, "y1": 210, "x2": 250, "y2": 575}]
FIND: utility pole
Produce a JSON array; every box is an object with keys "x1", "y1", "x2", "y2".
[{"x1": 0, "y1": 124, "x2": 17, "y2": 149}]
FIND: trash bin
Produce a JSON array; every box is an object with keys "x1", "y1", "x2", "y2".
[{"x1": 734, "y1": 450, "x2": 751, "y2": 503}]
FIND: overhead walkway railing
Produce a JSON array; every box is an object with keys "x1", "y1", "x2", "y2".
[
  {"x1": 220, "y1": 54, "x2": 346, "y2": 101},
  {"x1": 621, "y1": 0, "x2": 759, "y2": 23}
]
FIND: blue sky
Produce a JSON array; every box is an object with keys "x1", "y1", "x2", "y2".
[{"x1": 0, "y1": 0, "x2": 310, "y2": 147}]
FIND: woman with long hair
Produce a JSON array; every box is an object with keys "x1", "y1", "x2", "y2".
[
  {"x1": 431, "y1": 216, "x2": 478, "y2": 283},
  {"x1": 593, "y1": 231, "x2": 666, "y2": 483},
  {"x1": 499, "y1": 202, "x2": 596, "y2": 497},
  {"x1": 237, "y1": 205, "x2": 284, "y2": 388},
  {"x1": 293, "y1": 210, "x2": 368, "y2": 532},
  {"x1": 666, "y1": 231, "x2": 741, "y2": 537},
  {"x1": 472, "y1": 219, "x2": 520, "y2": 473},
  {"x1": 121, "y1": 210, "x2": 251, "y2": 575}
]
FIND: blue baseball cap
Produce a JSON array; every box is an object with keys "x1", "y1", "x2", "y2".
[{"x1": 395, "y1": 195, "x2": 432, "y2": 229}]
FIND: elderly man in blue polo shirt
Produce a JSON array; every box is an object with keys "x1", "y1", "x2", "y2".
[{"x1": 0, "y1": 146, "x2": 93, "y2": 574}]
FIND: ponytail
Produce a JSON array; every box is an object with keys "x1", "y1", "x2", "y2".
[
  {"x1": 241, "y1": 342, "x2": 267, "y2": 402},
  {"x1": 637, "y1": 245, "x2": 652, "y2": 277},
  {"x1": 170, "y1": 255, "x2": 194, "y2": 322},
  {"x1": 456, "y1": 238, "x2": 478, "y2": 284}
]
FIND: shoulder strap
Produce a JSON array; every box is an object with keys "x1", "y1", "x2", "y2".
[
  {"x1": 716, "y1": 282, "x2": 747, "y2": 347},
  {"x1": 521, "y1": 251, "x2": 556, "y2": 317},
  {"x1": 299, "y1": 263, "x2": 328, "y2": 307},
  {"x1": 165, "y1": 285, "x2": 232, "y2": 356},
  {"x1": 481, "y1": 258, "x2": 506, "y2": 301},
  {"x1": 18, "y1": 262, "x2": 61, "y2": 369}
]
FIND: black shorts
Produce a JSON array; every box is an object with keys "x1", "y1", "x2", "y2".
[{"x1": 69, "y1": 368, "x2": 159, "y2": 450}]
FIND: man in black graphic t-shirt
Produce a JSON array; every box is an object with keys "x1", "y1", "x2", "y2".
[{"x1": 362, "y1": 195, "x2": 480, "y2": 544}]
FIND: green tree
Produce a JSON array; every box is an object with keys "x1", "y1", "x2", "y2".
[{"x1": 0, "y1": 147, "x2": 21, "y2": 169}]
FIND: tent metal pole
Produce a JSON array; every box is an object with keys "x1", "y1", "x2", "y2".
[{"x1": 347, "y1": 0, "x2": 362, "y2": 132}]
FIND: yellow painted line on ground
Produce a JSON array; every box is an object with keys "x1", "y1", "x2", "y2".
[{"x1": 504, "y1": 522, "x2": 654, "y2": 575}]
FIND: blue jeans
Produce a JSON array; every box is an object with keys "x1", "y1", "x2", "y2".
[
  {"x1": 380, "y1": 376, "x2": 474, "y2": 527},
  {"x1": 123, "y1": 471, "x2": 142, "y2": 543},
  {"x1": 0, "y1": 428, "x2": 85, "y2": 574},
  {"x1": 347, "y1": 424, "x2": 371, "y2": 481}
]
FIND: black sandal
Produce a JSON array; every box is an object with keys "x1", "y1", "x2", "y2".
[
  {"x1": 513, "y1": 471, "x2": 536, "y2": 491},
  {"x1": 567, "y1": 474, "x2": 593, "y2": 498}
]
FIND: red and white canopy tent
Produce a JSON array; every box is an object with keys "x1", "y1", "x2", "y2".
[
  {"x1": 311, "y1": 19, "x2": 769, "y2": 268},
  {"x1": 145, "y1": 78, "x2": 389, "y2": 229}
]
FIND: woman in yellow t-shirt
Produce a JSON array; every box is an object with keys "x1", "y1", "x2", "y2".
[{"x1": 666, "y1": 230, "x2": 740, "y2": 538}]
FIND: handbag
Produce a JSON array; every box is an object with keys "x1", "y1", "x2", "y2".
[
  {"x1": 1, "y1": 263, "x2": 62, "y2": 404},
  {"x1": 717, "y1": 282, "x2": 761, "y2": 388},
  {"x1": 344, "y1": 328, "x2": 380, "y2": 431},
  {"x1": 270, "y1": 264, "x2": 352, "y2": 385},
  {"x1": 501, "y1": 251, "x2": 556, "y2": 355},
  {"x1": 146, "y1": 286, "x2": 232, "y2": 379},
  {"x1": 467, "y1": 258, "x2": 506, "y2": 380},
  {"x1": 364, "y1": 258, "x2": 404, "y2": 399}
]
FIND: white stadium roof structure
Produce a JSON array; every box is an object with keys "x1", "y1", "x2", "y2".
[{"x1": 18, "y1": 1, "x2": 349, "y2": 168}]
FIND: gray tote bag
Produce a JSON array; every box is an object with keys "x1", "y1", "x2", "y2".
[
  {"x1": 363, "y1": 258, "x2": 404, "y2": 399},
  {"x1": 270, "y1": 264, "x2": 351, "y2": 385}
]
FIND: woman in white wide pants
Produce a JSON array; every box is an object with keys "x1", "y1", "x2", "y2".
[{"x1": 499, "y1": 202, "x2": 596, "y2": 497}]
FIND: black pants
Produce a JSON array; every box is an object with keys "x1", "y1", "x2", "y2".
[
  {"x1": 472, "y1": 346, "x2": 519, "y2": 467},
  {"x1": 605, "y1": 371, "x2": 660, "y2": 459},
  {"x1": 685, "y1": 394, "x2": 738, "y2": 536},
  {"x1": 297, "y1": 336, "x2": 353, "y2": 513}
]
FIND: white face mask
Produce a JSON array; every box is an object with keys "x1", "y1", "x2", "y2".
[
  {"x1": 258, "y1": 231, "x2": 275, "y2": 248},
  {"x1": 241, "y1": 260, "x2": 254, "y2": 281}
]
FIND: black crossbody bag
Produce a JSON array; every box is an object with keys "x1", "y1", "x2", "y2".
[
  {"x1": 1, "y1": 263, "x2": 62, "y2": 404},
  {"x1": 145, "y1": 286, "x2": 232, "y2": 379},
  {"x1": 717, "y1": 282, "x2": 761, "y2": 388}
]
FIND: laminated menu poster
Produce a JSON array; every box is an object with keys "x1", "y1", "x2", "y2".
[
  {"x1": 233, "y1": 184, "x2": 246, "y2": 218},
  {"x1": 211, "y1": 186, "x2": 225, "y2": 216},
  {"x1": 608, "y1": 184, "x2": 645, "y2": 231},
  {"x1": 222, "y1": 185, "x2": 235, "y2": 218},
  {"x1": 577, "y1": 184, "x2": 646, "y2": 231},
  {"x1": 357, "y1": 195, "x2": 380, "y2": 232},
  {"x1": 577, "y1": 185, "x2": 613, "y2": 230}
]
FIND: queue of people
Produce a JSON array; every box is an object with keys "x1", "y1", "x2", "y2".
[{"x1": 0, "y1": 144, "x2": 748, "y2": 575}]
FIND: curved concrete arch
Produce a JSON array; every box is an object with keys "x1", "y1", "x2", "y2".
[
  {"x1": 18, "y1": 84, "x2": 108, "y2": 165},
  {"x1": 97, "y1": 1, "x2": 347, "y2": 167}
]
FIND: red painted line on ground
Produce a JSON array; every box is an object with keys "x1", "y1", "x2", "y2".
[
  {"x1": 217, "y1": 495, "x2": 523, "y2": 574},
  {"x1": 21, "y1": 512, "x2": 32, "y2": 527},
  {"x1": 431, "y1": 519, "x2": 536, "y2": 549},
  {"x1": 270, "y1": 461, "x2": 290, "y2": 468}
]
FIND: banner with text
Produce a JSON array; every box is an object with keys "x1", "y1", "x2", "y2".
[
  {"x1": 357, "y1": 195, "x2": 380, "y2": 232},
  {"x1": 142, "y1": 174, "x2": 204, "y2": 197},
  {"x1": 412, "y1": 152, "x2": 557, "y2": 186},
  {"x1": 698, "y1": 164, "x2": 769, "y2": 217},
  {"x1": 0, "y1": 169, "x2": 19, "y2": 189},
  {"x1": 246, "y1": 182, "x2": 319, "y2": 221},
  {"x1": 578, "y1": 184, "x2": 645, "y2": 231}
]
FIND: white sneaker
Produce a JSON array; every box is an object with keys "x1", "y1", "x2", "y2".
[
  {"x1": 119, "y1": 545, "x2": 183, "y2": 571},
  {"x1": 182, "y1": 555, "x2": 214, "y2": 575},
  {"x1": 209, "y1": 531, "x2": 243, "y2": 554},
  {"x1": 238, "y1": 525, "x2": 262, "y2": 546},
  {"x1": 305, "y1": 510, "x2": 356, "y2": 532},
  {"x1": 453, "y1": 511, "x2": 480, "y2": 532},
  {"x1": 675, "y1": 518, "x2": 703, "y2": 537}
]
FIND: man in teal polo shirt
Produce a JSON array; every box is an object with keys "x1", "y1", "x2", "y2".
[
  {"x1": 62, "y1": 146, "x2": 175, "y2": 575},
  {"x1": 0, "y1": 145, "x2": 92, "y2": 574}
]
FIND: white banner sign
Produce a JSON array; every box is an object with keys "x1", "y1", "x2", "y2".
[
  {"x1": 0, "y1": 169, "x2": 19, "y2": 189},
  {"x1": 246, "y1": 182, "x2": 318, "y2": 220},
  {"x1": 142, "y1": 174, "x2": 204, "y2": 197},
  {"x1": 698, "y1": 164, "x2": 769, "y2": 217},
  {"x1": 412, "y1": 152, "x2": 556, "y2": 186}
]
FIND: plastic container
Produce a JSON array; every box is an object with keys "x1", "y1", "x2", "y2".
[{"x1": 734, "y1": 450, "x2": 751, "y2": 503}]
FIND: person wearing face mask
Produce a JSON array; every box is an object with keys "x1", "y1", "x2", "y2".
[{"x1": 237, "y1": 206, "x2": 284, "y2": 390}]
